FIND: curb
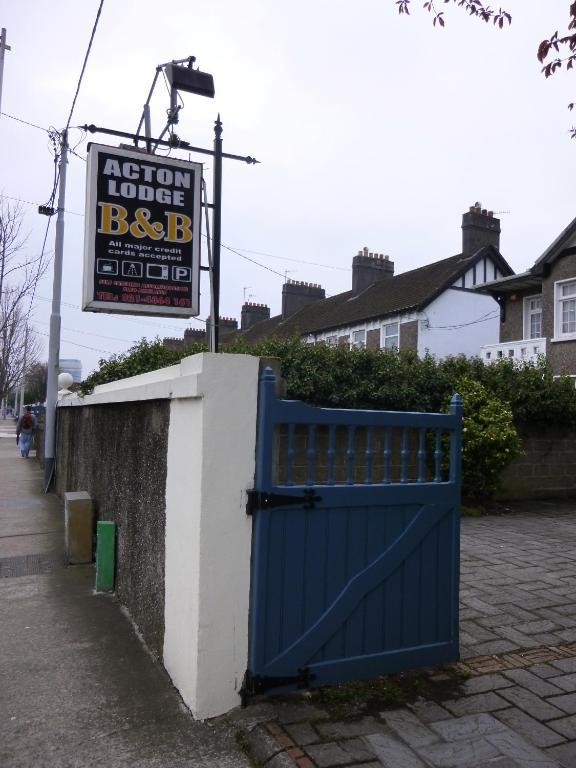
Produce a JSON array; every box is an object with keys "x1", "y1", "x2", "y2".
[{"x1": 244, "y1": 721, "x2": 316, "y2": 768}]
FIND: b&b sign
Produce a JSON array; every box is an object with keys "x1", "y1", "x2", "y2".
[{"x1": 82, "y1": 144, "x2": 202, "y2": 317}]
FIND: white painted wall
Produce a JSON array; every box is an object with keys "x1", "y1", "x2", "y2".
[
  {"x1": 417, "y1": 288, "x2": 501, "y2": 359},
  {"x1": 163, "y1": 353, "x2": 259, "y2": 719}
]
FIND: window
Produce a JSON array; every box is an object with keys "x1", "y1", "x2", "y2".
[
  {"x1": 382, "y1": 322, "x2": 399, "y2": 349},
  {"x1": 555, "y1": 279, "x2": 576, "y2": 339},
  {"x1": 325, "y1": 335, "x2": 337, "y2": 346},
  {"x1": 352, "y1": 330, "x2": 366, "y2": 348},
  {"x1": 523, "y1": 295, "x2": 542, "y2": 340}
]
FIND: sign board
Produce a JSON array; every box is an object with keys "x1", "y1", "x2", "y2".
[{"x1": 82, "y1": 144, "x2": 202, "y2": 317}]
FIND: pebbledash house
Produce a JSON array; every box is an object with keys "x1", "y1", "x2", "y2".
[
  {"x1": 478, "y1": 213, "x2": 576, "y2": 377},
  {"x1": 239, "y1": 205, "x2": 513, "y2": 357}
]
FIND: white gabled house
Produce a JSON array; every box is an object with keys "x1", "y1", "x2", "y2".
[{"x1": 240, "y1": 204, "x2": 514, "y2": 358}]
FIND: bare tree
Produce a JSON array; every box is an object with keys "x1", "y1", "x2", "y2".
[
  {"x1": 0, "y1": 293, "x2": 41, "y2": 403},
  {"x1": 0, "y1": 198, "x2": 50, "y2": 334},
  {"x1": 0, "y1": 197, "x2": 49, "y2": 405}
]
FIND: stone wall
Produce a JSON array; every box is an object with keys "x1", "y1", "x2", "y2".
[
  {"x1": 498, "y1": 425, "x2": 576, "y2": 500},
  {"x1": 55, "y1": 400, "x2": 170, "y2": 658}
]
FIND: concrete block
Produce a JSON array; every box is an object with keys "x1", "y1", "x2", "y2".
[
  {"x1": 64, "y1": 491, "x2": 94, "y2": 564},
  {"x1": 419, "y1": 738, "x2": 499, "y2": 766}
]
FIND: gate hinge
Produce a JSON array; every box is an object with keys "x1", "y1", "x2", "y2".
[
  {"x1": 240, "y1": 667, "x2": 315, "y2": 706},
  {"x1": 246, "y1": 488, "x2": 322, "y2": 515}
]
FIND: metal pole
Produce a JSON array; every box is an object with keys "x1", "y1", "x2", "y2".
[
  {"x1": 0, "y1": 28, "x2": 11, "y2": 116},
  {"x1": 44, "y1": 131, "x2": 68, "y2": 489},
  {"x1": 143, "y1": 103, "x2": 152, "y2": 153},
  {"x1": 212, "y1": 114, "x2": 223, "y2": 352}
]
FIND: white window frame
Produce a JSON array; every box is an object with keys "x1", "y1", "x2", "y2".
[
  {"x1": 382, "y1": 321, "x2": 399, "y2": 350},
  {"x1": 325, "y1": 335, "x2": 338, "y2": 347},
  {"x1": 523, "y1": 294, "x2": 543, "y2": 340},
  {"x1": 554, "y1": 278, "x2": 576, "y2": 342},
  {"x1": 351, "y1": 329, "x2": 366, "y2": 349}
]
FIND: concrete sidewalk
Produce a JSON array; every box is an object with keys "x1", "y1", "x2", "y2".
[{"x1": 0, "y1": 418, "x2": 251, "y2": 768}]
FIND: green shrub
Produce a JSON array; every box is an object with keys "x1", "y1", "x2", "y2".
[
  {"x1": 452, "y1": 376, "x2": 522, "y2": 501},
  {"x1": 78, "y1": 337, "x2": 576, "y2": 499},
  {"x1": 79, "y1": 338, "x2": 576, "y2": 430}
]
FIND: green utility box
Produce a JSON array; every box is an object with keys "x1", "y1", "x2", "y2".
[{"x1": 95, "y1": 521, "x2": 116, "y2": 592}]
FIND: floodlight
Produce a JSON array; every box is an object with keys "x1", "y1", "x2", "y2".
[{"x1": 165, "y1": 63, "x2": 215, "y2": 98}]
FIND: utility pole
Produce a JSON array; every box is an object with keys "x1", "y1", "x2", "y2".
[
  {"x1": 44, "y1": 131, "x2": 68, "y2": 489},
  {"x1": 0, "y1": 28, "x2": 11, "y2": 115}
]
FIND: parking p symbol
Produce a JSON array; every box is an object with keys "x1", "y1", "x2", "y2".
[{"x1": 172, "y1": 266, "x2": 192, "y2": 282}]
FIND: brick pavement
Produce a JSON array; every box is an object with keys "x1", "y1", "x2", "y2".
[{"x1": 241, "y1": 505, "x2": 576, "y2": 768}]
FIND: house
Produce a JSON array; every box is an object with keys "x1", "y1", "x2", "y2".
[
  {"x1": 240, "y1": 204, "x2": 514, "y2": 358},
  {"x1": 478, "y1": 213, "x2": 576, "y2": 376}
]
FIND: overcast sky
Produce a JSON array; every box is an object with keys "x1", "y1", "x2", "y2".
[{"x1": 2, "y1": 0, "x2": 575, "y2": 377}]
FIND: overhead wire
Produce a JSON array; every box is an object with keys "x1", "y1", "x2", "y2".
[
  {"x1": 425, "y1": 310, "x2": 499, "y2": 330},
  {"x1": 0, "y1": 111, "x2": 48, "y2": 132},
  {"x1": 32, "y1": 317, "x2": 136, "y2": 342},
  {"x1": 64, "y1": 0, "x2": 105, "y2": 133},
  {"x1": 1, "y1": 194, "x2": 83, "y2": 217},
  {"x1": 36, "y1": 330, "x2": 111, "y2": 355},
  {"x1": 205, "y1": 235, "x2": 285, "y2": 279},
  {"x1": 231, "y1": 245, "x2": 351, "y2": 272}
]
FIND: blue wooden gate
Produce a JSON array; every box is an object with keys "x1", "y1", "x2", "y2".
[{"x1": 243, "y1": 367, "x2": 462, "y2": 699}]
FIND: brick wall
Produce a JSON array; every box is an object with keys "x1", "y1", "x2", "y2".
[{"x1": 498, "y1": 425, "x2": 576, "y2": 500}]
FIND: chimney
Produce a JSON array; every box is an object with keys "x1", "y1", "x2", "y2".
[
  {"x1": 219, "y1": 317, "x2": 238, "y2": 338},
  {"x1": 462, "y1": 203, "x2": 501, "y2": 256},
  {"x1": 281, "y1": 280, "x2": 325, "y2": 320},
  {"x1": 352, "y1": 247, "x2": 394, "y2": 293},
  {"x1": 184, "y1": 328, "x2": 207, "y2": 344},
  {"x1": 241, "y1": 302, "x2": 271, "y2": 331}
]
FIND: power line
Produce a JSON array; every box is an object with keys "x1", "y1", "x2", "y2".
[
  {"x1": 65, "y1": 0, "x2": 105, "y2": 132},
  {"x1": 231, "y1": 245, "x2": 351, "y2": 272},
  {"x1": 33, "y1": 319, "x2": 137, "y2": 344},
  {"x1": 426, "y1": 310, "x2": 499, "y2": 330},
  {"x1": 0, "y1": 111, "x2": 47, "y2": 132},
  {"x1": 210, "y1": 236, "x2": 285, "y2": 278},
  {"x1": 2, "y1": 193, "x2": 83, "y2": 217},
  {"x1": 36, "y1": 329, "x2": 111, "y2": 355}
]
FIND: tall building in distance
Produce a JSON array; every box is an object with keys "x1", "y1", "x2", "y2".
[{"x1": 59, "y1": 359, "x2": 82, "y2": 384}]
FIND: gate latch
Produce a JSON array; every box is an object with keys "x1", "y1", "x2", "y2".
[{"x1": 246, "y1": 488, "x2": 322, "y2": 515}]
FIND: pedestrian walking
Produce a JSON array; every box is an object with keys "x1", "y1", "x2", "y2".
[{"x1": 16, "y1": 406, "x2": 36, "y2": 458}]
